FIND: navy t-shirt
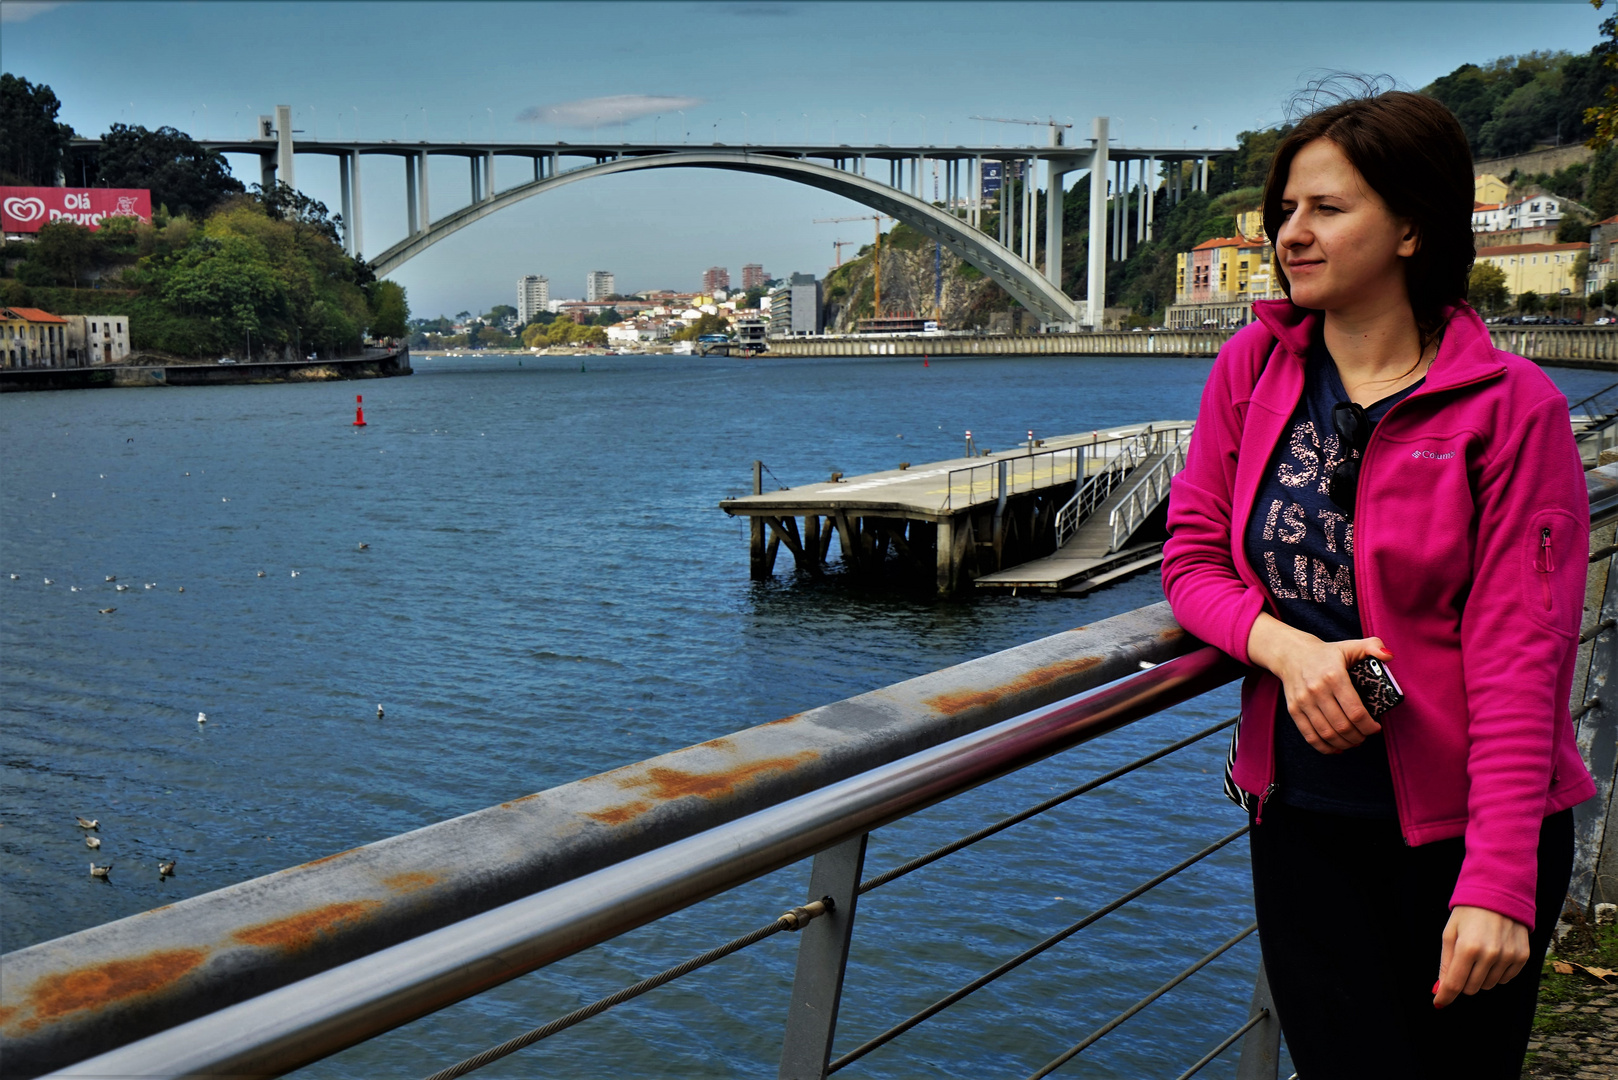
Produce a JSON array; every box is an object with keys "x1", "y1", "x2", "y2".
[{"x1": 1242, "y1": 340, "x2": 1422, "y2": 818}]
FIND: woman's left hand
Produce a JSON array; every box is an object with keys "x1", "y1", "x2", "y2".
[{"x1": 1434, "y1": 905, "x2": 1531, "y2": 1008}]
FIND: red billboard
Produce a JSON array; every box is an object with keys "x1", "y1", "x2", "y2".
[{"x1": 0, "y1": 187, "x2": 152, "y2": 233}]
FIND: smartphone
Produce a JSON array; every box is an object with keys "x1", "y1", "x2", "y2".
[{"x1": 1348, "y1": 657, "x2": 1404, "y2": 718}]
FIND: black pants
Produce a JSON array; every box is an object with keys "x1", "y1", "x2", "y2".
[{"x1": 1249, "y1": 801, "x2": 1574, "y2": 1080}]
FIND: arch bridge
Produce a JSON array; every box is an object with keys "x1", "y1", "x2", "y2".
[{"x1": 196, "y1": 108, "x2": 1231, "y2": 329}]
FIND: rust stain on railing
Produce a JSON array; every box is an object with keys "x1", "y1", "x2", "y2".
[
  {"x1": 923, "y1": 654, "x2": 1105, "y2": 716},
  {"x1": 380, "y1": 872, "x2": 439, "y2": 893},
  {"x1": 2, "y1": 948, "x2": 208, "y2": 1035},
  {"x1": 230, "y1": 900, "x2": 382, "y2": 952}
]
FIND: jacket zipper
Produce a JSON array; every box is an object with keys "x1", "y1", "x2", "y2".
[
  {"x1": 1254, "y1": 780, "x2": 1278, "y2": 824},
  {"x1": 1537, "y1": 526, "x2": 1555, "y2": 611}
]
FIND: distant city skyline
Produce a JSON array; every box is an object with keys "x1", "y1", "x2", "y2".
[{"x1": 0, "y1": 1, "x2": 1604, "y2": 316}]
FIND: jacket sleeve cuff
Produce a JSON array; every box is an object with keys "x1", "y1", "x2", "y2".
[
  {"x1": 1448, "y1": 881, "x2": 1539, "y2": 933},
  {"x1": 1225, "y1": 586, "x2": 1266, "y2": 667}
]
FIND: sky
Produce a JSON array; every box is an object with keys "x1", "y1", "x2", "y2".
[{"x1": 0, "y1": 0, "x2": 1608, "y2": 318}]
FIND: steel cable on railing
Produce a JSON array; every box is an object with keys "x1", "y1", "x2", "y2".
[
  {"x1": 1024, "y1": 922, "x2": 1259, "y2": 1080},
  {"x1": 1170, "y1": 1007, "x2": 1270, "y2": 1080},
  {"x1": 419, "y1": 899, "x2": 833, "y2": 1080},
  {"x1": 857, "y1": 715, "x2": 1237, "y2": 895},
  {"x1": 826, "y1": 826, "x2": 1250, "y2": 1073}
]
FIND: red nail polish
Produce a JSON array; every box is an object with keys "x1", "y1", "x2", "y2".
[{"x1": 1432, "y1": 980, "x2": 1440, "y2": 994}]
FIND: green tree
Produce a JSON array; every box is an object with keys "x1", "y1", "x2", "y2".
[
  {"x1": 367, "y1": 280, "x2": 409, "y2": 339},
  {"x1": 0, "y1": 73, "x2": 74, "y2": 185},
  {"x1": 1468, "y1": 262, "x2": 1511, "y2": 313},
  {"x1": 1559, "y1": 212, "x2": 1592, "y2": 242},
  {"x1": 92, "y1": 123, "x2": 244, "y2": 218},
  {"x1": 673, "y1": 313, "x2": 730, "y2": 341},
  {"x1": 251, "y1": 181, "x2": 342, "y2": 245},
  {"x1": 29, "y1": 220, "x2": 99, "y2": 286},
  {"x1": 1518, "y1": 289, "x2": 1544, "y2": 314},
  {"x1": 521, "y1": 323, "x2": 549, "y2": 347},
  {"x1": 591, "y1": 306, "x2": 622, "y2": 326},
  {"x1": 545, "y1": 318, "x2": 577, "y2": 344},
  {"x1": 484, "y1": 303, "x2": 517, "y2": 322}
]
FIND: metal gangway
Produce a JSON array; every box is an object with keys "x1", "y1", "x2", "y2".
[
  {"x1": 8, "y1": 469, "x2": 1618, "y2": 1080},
  {"x1": 1571, "y1": 382, "x2": 1618, "y2": 465}
]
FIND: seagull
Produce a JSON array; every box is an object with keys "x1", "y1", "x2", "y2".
[
  {"x1": 43, "y1": 578, "x2": 53, "y2": 585},
  {"x1": 290, "y1": 570, "x2": 300, "y2": 578},
  {"x1": 98, "y1": 607, "x2": 116, "y2": 614},
  {"x1": 51, "y1": 493, "x2": 56, "y2": 498},
  {"x1": 158, "y1": 858, "x2": 176, "y2": 878},
  {"x1": 357, "y1": 543, "x2": 369, "y2": 550},
  {"x1": 8, "y1": 574, "x2": 17, "y2": 580},
  {"x1": 184, "y1": 472, "x2": 190, "y2": 476},
  {"x1": 177, "y1": 586, "x2": 184, "y2": 593},
  {"x1": 115, "y1": 584, "x2": 130, "y2": 592},
  {"x1": 86, "y1": 836, "x2": 101, "y2": 850},
  {"x1": 76, "y1": 817, "x2": 98, "y2": 830},
  {"x1": 144, "y1": 583, "x2": 156, "y2": 590},
  {"x1": 99, "y1": 474, "x2": 105, "y2": 479},
  {"x1": 70, "y1": 586, "x2": 80, "y2": 592},
  {"x1": 256, "y1": 571, "x2": 266, "y2": 578},
  {"x1": 221, "y1": 497, "x2": 229, "y2": 503},
  {"x1": 376, "y1": 703, "x2": 385, "y2": 719},
  {"x1": 106, "y1": 575, "x2": 116, "y2": 582},
  {"x1": 90, "y1": 862, "x2": 111, "y2": 878},
  {"x1": 196, "y1": 711, "x2": 207, "y2": 724}
]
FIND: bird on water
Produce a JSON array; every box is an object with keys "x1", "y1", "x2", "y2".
[
  {"x1": 290, "y1": 570, "x2": 300, "y2": 578},
  {"x1": 86, "y1": 836, "x2": 101, "y2": 850},
  {"x1": 90, "y1": 862, "x2": 111, "y2": 879},
  {"x1": 256, "y1": 571, "x2": 266, "y2": 578},
  {"x1": 357, "y1": 543, "x2": 369, "y2": 550},
  {"x1": 158, "y1": 858, "x2": 176, "y2": 878},
  {"x1": 196, "y1": 712, "x2": 207, "y2": 724},
  {"x1": 98, "y1": 607, "x2": 115, "y2": 614},
  {"x1": 76, "y1": 817, "x2": 98, "y2": 830},
  {"x1": 8, "y1": 574, "x2": 18, "y2": 580},
  {"x1": 115, "y1": 584, "x2": 129, "y2": 592},
  {"x1": 106, "y1": 575, "x2": 116, "y2": 582},
  {"x1": 144, "y1": 583, "x2": 156, "y2": 589},
  {"x1": 377, "y1": 703, "x2": 385, "y2": 719},
  {"x1": 43, "y1": 578, "x2": 52, "y2": 585}
]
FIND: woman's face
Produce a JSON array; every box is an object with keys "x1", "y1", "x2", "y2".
[{"x1": 1276, "y1": 138, "x2": 1418, "y2": 314}]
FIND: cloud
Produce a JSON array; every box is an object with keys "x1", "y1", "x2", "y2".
[
  {"x1": 0, "y1": 1, "x2": 69, "y2": 22},
  {"x1": 518, "y1": 94, "x2": 705, "y2": 128}
]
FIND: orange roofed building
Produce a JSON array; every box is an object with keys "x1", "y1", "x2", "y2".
[
  {"x1": 1167, "y1": 235, "x2": 1285, "y2": 330},
  {"x1": 2, "y1": 307, "x2": 68, "y2": 369}
]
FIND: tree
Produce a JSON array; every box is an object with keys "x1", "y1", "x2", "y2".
[
  {"x1": 591, "y1": 306, "x2": 622, "y2": 326},
  {"x1": 1518, "y1": 289, "x2": 1544, "y2": 314},
  {"x1": 92, "y1": 123, "x2": 244, "y2": 218},
  {"x1": 1605, "y1": 280, "x2": 1618, "y2": 308},
  {"x1": 1589, "y1": 2, "x2": 1618, "y2": 149},
  {"x1": 367, "y1": 280, "x2": 409, "y2": 339},
  {"x1": 673, "y1": 313, "x2": 730, "y2": 341},
  {"x1": 521, "y1": 323, "x2": 549, "y2": 347},
  {"x1": 0, "y1": 73, "x2": 74, "y2": 184},
  {"x1": 251, "y1": 181, "x2": 341, "y2": 245},
  {"x1": 484, "y1": 304, "x2": 517, "y2": 322},
  {"x1": 30, "y1": 221, "x2": 100, "y2": 286},
  {"x1": 1468, "y1": 262, "x2": 1510, "y2": 313}
]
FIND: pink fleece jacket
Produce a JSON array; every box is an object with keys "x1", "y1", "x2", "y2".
[{"x1": 1162, "y1": 299, "x2": 1596, "y2": 929}]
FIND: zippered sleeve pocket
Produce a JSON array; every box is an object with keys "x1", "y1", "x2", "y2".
[{"x1": 1525, "y1": 509, "x2": 1583, "y2": 635}]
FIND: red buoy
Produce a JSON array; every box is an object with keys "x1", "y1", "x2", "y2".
[{"x1": 353, "y1": 394, "x2": 367, "y2": 427}]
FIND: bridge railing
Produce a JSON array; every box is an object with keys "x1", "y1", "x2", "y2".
[{"x1": 11, "y1": 469, "x2": 1618, "y2": 1080}]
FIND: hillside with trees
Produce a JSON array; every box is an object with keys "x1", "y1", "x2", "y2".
[{"x1": 0, "y1": 74, "x2": 407, "y2": 358}]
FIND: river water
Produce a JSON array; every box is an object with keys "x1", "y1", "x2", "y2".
[{"x1": 2, "y1": 353, "x2": 1611, "y2": 1078}]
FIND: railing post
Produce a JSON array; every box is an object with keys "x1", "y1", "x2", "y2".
[
  {"x1": 779, "y1": 834, "x2": 868, "y2": 1080},
  {"x1": 1234, "y1": 961, "x2": 1280, "y2": 1079},
  {"x1": 1573, "y1": 524, "x2": 1618, "y2": 910}
]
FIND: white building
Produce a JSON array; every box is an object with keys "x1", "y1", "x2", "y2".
[
  {"x1": 1472, "y1": 193, "x2": 1568, "y2": 233},
  {"x1": 517, "y1": 275, "x2": 549, "y2": 323},
  {"x1": 62, "y1": 315, "x2": 131, "y2": 365},
  {"x1": 585, "y1": 271, "x2": 615, "y2": 302}
]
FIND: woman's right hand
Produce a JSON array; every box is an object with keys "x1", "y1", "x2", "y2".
[{"x1": 1246, "y1": 612, "x2": 1392, "y2": 754}]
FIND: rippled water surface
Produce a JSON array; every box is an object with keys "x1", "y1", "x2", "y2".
[{"x1": 4, "y1": 353, "x2": 1610, "y2": 1078}]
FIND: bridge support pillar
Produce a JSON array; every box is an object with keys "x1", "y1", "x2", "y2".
[
  {"x1": 339, "y1": 154, "x2": 355, "y2": 256},
  {"x1": 484, "y1": 151, "x2": 495, "y2": 201},
  {"x1": 418, "y1": 151, "x2": 431, "y2": 227},
  {"x1": 1145, "y1": 156, "x2": 1156, "y2": 240},
  {"x1": 1045, "y1": 165, "x2": 1068, "y2": 294},
  {"x1": 1087, "y1": 117, "x2": 1109, "y2": 329},
  {"x1": 274, "y1": 105, "x2": 294, "y2": 191},
  {"x1": 405, "y1": 157, "x2": 419, "y2": 235},
  {"x1": 259, "y1": 153, "x2": 276, "y2": 192}
]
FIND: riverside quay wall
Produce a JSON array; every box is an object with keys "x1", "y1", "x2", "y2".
[
  {"x1": 765, "y1": 327, "x2": 1618, "y2": 369},
  {"x1": 0, "y1": 348, "x2": 412, "y2": 393}
]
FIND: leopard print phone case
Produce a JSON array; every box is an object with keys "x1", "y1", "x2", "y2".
[{"x1": 1348, "y1": 657, "x2": 1405, "y2": 718}]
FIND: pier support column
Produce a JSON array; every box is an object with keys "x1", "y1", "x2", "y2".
[
  {"x1": 936, "y1": 519, "x2": 954, "y2": 595},
  {"x1": 749, "y1": 463, "x2": 767, "y2": 580},
  {"x1": 1086, "y1": 117, "x2": 1110, "y2": 329}
]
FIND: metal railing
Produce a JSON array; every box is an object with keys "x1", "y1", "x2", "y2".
[
  {"x1": 942, "y1": 443, "x2": 1083, "y2": 511},
  {"x1": 9, "y1": 467, "x2": 1618, "y2": 1080},
  {"x1": 1103, "y1": 427, "x2": 1192, "y2": 553},
  {"x1": 1053, "y1": 425, "x2": 1192, "y2": 549}
]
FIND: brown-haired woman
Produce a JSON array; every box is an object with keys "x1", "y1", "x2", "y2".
[{"x1": 1161, "y1": 87, "x2": 1596, "y2": 1078}]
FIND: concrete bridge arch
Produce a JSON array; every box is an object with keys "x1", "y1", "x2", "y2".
[{"x1": 369, "y1": 152, "x2": 1083, "y2": 327}]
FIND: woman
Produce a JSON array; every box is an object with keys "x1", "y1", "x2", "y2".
[{"x1": 1161, "y1": 89, "x2": 1596, "y2": 1078}]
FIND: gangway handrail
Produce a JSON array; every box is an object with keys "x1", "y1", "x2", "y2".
[{"x1": 1105, "y1": 427, "x2": 1192, "y2": 552}]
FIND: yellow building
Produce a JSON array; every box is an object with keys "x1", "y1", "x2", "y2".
[
  {"x1": 1169, "y1": 236, "x2": 1285, "y2": 328},
  {"x1": 1473, "y1": 242, "x2": 1587, "y2": 299},
  {"x1": 1475, "y1": 173, "x2": 1508, "y2": 204},
  {"x1": 1234, "y1": 210, "x2": 1265, "y2": 242},
  {"x1": 1, "y1": 307, "x2": 69, "y2": 368}
]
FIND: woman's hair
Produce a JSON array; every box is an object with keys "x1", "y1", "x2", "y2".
[{"x1": 1261, "y1": 81, "x2": 1476, "y2": 344}]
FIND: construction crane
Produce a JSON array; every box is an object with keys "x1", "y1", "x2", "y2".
[
  {"x1": 814, "y1": 215, "x2": 887, "y2": 314},
  {"x1": 968, "y1": 115, "x2": 1072, "y2": 146},
  {"x1": 831, "y1": 240, "x2": 857, "y2": 268}
]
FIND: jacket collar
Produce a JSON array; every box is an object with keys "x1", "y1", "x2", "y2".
[{"x1": 1252, "y1": 298, "x2": 1506, "y2": 395}]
